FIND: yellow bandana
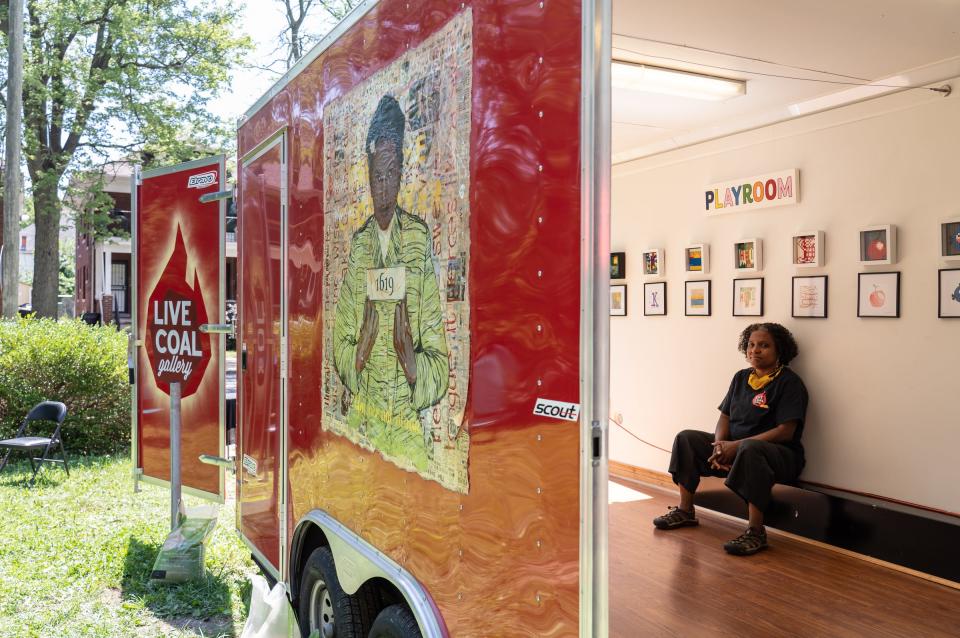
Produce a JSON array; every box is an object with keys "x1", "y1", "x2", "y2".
[{"x1": 747, "y1": 366, "x2": 783, "y2": 391}]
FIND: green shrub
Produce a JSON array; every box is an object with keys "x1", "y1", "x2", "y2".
[{"x1": 0, "y1": 318, "x2": 130, "y2": 455}]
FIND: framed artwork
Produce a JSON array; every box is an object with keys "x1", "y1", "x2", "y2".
[
  {"x1": 643, "y1": 282, "x2": 667, "y2": 316},
  {"x1": 859, "y1": 224, "x2": 897, "y2": 265},
  {"x1": 642, "y1": 248, "x2": 664, "y2": 277},
  {"x1": 684, "y1": 280, "x2": 711, "y2": 316},
  {"x1": 792, "y1": 275, "x2": 828, "y2": 318},
  {"x1": 939, "y1": 268, "x2": 960, "y2": 318},
  {"x1": 610, "y1": 252, "x2": 626, "y2": 279},
  {"x1": 732, "y1": 278, "x2": 764, "y2": 316},
  {"x1": 858, "y1": 272, "x2": 900, "y2": 318},
  {"x1": 684, "y1": 243, "x2": 710, "y2": 275},
  {"x1": 792, "y1": 230, "x2": 824, "y2": 268},
  {"x1": 610, "y1": 284, "x2": 627, "y2": 316},
  {"x1": 940, "y1": 218, "x2": 960, "y2": 261},
  {"x1": 733, "y1": 238, "x2": 762, "y2": 272}
]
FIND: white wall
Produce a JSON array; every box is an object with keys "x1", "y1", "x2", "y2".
[{"x1": 610, "y1": 80, "x2": 960, "y2": 514}]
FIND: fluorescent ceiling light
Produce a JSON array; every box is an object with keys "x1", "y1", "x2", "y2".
[{"x1": 612, "y1": 61, "x2": 746, "y2": 101}]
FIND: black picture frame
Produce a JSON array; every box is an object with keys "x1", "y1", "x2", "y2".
[
  {"x1": 610, "y1": 252, "x2": 626, "y2": 279},
  {"x1": 939, "y1": 268, "x2": 960, "y2": 318},
  {"x1": 791, "y1": 275, "x2": 828, "y2": 318},
  {"x1": 732, "y1": 277, "x2": 764, "y2": 317},
  {"x1": 684, "y1": 280, "x2": 711, "y2": 316},
  {"x1": 610, "y1": 284, "x2": 627, "y2": 316},
  {"x1": 643, "y1": 282, "x2": 667, "y2": 316},
  {"x1": 857, "y1": 271, "x2": 900, "y2": 318}
]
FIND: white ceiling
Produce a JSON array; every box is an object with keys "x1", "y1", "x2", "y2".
[{"x1": 611, "y1": 0, "x2": 960, "y2": 163}]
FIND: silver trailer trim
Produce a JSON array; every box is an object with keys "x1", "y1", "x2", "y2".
[
  {"x1": 240, "y1": 0, "x2": 381, "y2": 125},
  {"x1": 580, "y1": 0, "x2": 611, "y2": 636},
  {"x1": 293, "y1": 510, "x2": 446, "y2": 638}
]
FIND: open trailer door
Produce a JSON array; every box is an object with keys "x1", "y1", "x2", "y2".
[
  {"x1": 236, "y1": 131, "x2": 288, "y2": 579},
  {"x1": 132, "y1": 156, "x2": 228, "y2": 502}
]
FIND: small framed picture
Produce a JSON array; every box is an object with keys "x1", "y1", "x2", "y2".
[
  {"x1": 643, "y1": 281, "x2": 666, "y2": 316},
  {"x1": 858, "y1": 272, "x2": 900, "y2": 318},
  {"x1": 792, "y1": 275, "x2": 828, "y2": 318},
  {"x1": 685, "y1": 243, "x2": 710, "y2": 275},
  {"x1": 939, "y1": 268, "x2": 960, "y2": 318},
  {"x1": 940, "y1": 218, "x2": 960, "y2": 261},
  {"x1": 859, "y1": 224, "x2": 897, "y2": 265},
  {"x1": 733, "y1": 238, "x2": 762, "y2": 272},
  {"x1": 732, "y1": 278, "x2": 764, "y2": 316},
  {"x1": 642, "y1": 248, "x2": 664, "y2": 277},
  {"x1": 684, "y1": 280, "x2": 711, "y2": 316},
  {"x1": 610, "y1": 284, "x2": 627, "y2": 316},
  {"x1": 793, "y1": 230, "x2": 824, "y2": 267},
  {"x1": 610, "y1": 252, "x2": 626, "y2": 279}
]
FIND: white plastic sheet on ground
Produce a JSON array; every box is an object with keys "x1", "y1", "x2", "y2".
[{"x1": 240, "y1": 574, "x2": 297, "y2": 638}]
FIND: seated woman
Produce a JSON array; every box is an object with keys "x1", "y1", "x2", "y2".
[{"x1": 652, "y1": 322, "x2": 809, "y2": 556}]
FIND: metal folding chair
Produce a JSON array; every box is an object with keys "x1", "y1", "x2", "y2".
[{"x1": 0, "y1": 401, "x2": 69, "y2": 486}]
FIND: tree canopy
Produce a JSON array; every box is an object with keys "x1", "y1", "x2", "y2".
[{"x1": 2, "y1": 0, "x2": 251, "y2": 316}]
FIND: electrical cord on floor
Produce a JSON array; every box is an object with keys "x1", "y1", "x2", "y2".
[{"x1": 609, "y1": 416, "x2": 672, "y2": 454}]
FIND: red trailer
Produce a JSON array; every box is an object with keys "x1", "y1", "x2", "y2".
[{"x1": 235, "y1": 1, "x2": 610, "y2": 635}]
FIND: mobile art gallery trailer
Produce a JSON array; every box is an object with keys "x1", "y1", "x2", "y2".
[{"x1": 234, "y1": 0, "x2": 611, "y2": 635}]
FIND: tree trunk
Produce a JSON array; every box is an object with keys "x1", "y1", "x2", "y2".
[
  {"x1": 30, "y1": 175, "x2": 63, "y2": 318},
  {"x1": 3, "y1": 0, "x2": 25, "y2": 317}
]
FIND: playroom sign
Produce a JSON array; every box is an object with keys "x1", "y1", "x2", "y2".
[{"x1": 705, "y1": 169, "x2": 798, "y2": 215}]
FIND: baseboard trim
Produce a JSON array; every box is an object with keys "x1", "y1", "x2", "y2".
[{"x1": 609, "y1": 460, "x2": 960, "y2": 591}]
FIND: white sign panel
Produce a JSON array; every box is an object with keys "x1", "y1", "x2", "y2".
[
  {"x1": 705, "y1": 169, "x2": 798, "y2": 215},
  {"x1": 533, "y1": 398, "x2": 581, "y2": 422}
]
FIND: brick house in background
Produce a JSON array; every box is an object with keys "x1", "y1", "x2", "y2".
[{"x1": 74, "y1": 162, "x2": 237, "y2": 326}]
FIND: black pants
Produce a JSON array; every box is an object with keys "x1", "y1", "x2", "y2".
[{"x1": 668, "y1": 430, "x2": 804, "y2": 512}]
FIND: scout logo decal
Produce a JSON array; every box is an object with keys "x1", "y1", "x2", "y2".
[{"x1": 187, "y1": 171, "x2": 218, "y2": 189}]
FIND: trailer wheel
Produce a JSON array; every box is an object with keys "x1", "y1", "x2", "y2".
[
  {"x1": 368, "y1": 604, "x2": 421, "y2": 638},
  {"x1": 298, "y1": 547, "x2": 373, "y2": 638}
]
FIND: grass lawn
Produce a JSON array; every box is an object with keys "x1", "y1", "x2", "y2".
[{"x1": 0, "y1": 454, "x2": 258, "y2": 637}]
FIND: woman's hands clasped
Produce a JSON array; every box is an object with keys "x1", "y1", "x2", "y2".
[{"x1": 709, "y1": 439, "x2": 738, "y2": 471}]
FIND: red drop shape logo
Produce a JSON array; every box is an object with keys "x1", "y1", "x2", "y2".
[{"x1": 145, "y1": 225, "x2": 211, "y2": 398}]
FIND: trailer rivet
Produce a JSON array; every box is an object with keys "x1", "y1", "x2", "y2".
[
  {"x1": 539, "y1": 56, "x2": 544, "y2": 64},
  {"x1": 538, "y1": 1, "x2": 544, "y2": 9},
  {"x1": 536, "y1": 324, "x2": 542, "y2": 332},
  {"x1": 538, "y1": 164, "x2": 543, "y2": 172},
  {"x1": 458, "y1": 592, "x2": 464, "y2": 601},
  {"x1": 536, "y1": 434, "x2": 542, "y2": 441},
  {"x1": 537, "y1": 270, "x2": 542, "y2": 278},
  {"x1": 535, "y1": 594, "x2": 542, "y2": 604},
  {"x1": 536, "y1": 539, "x2": 542, "y2": 548},
  {"x1": 537, "y1": 378, "x2": 542, "y2": 386},
  {"x1": 458, "y1": 503, "x2": 464, "y2": 511},
  {"x1": 538, "y1": 216, "x2": 543, "y2": 224},
  {"x1": 458, "y1": 548, "x2": 463, "y2": 557},
  {"x1": 536, "y1": 487, "x2": 542, "y2": 494}
]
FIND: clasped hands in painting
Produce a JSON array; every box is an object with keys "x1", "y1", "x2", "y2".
[{"x1": 355, "y1": 297, "x2": 418, "y2": 386}]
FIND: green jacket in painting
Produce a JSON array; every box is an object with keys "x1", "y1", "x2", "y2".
[{"x1": 332, "y1": 206, "x2": 449, "y2": 471}]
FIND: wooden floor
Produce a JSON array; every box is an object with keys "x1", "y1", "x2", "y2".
[{"x1": 609, "y1": 479, "x2": 960, "y2": 637}]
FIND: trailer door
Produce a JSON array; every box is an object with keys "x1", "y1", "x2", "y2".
[{"x1": 238, "y1": 132, "x2": 288, "y2": 578}]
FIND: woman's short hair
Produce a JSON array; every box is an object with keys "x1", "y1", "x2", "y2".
[
  {"x1": 366, "y1": 95, "x2": 405, "y2": 163},
  {"x1": 737, "y1": 322, "x2": 799, "y2": 365}
]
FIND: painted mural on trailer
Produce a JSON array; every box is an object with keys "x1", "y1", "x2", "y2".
[{"x1": 321, "y1": 10, "x2": 472, "y2": 493}]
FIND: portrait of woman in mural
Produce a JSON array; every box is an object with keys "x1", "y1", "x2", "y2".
[
  {"x1": 322, "y1": 10, "x2": 472, "y2": 493},
  {"x1": 332, "y1": 95, "x2": 450, "y2": 473}
]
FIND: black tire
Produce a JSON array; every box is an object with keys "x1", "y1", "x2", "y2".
[
  {"x1": 368, "y1": 604, "x2": 422, "y2": 638},
  {"x1": 298, "y1": 547, "x2": 375, "y2": 638}
]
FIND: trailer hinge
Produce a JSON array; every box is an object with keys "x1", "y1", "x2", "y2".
[{"x1": 591, "y1": 420, "x2": 602, "y2": 461}]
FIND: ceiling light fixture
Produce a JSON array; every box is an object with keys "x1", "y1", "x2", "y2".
[{"x1": 611, "y1": 60, "x2": 746, "y2": 101}]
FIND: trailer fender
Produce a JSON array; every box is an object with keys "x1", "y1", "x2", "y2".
[{"x1": 291, "y1": 510, "x2": 447, "y2": 638}]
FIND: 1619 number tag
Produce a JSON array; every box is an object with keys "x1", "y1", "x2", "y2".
[{"x1": 366, "y1": 267, "x2": 406, "y2": 301}]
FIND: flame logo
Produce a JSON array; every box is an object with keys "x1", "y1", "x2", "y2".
[{"x1": 145, "y1": 225, "x2": 211, "y2": 398}]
